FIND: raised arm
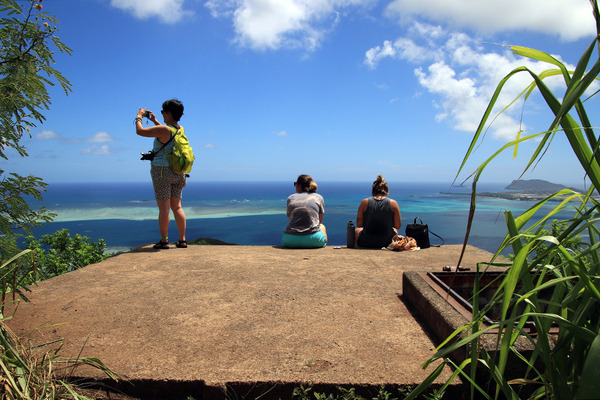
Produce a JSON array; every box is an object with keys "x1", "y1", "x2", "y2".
[{"x1": 135, "y1": 108, "x2": 171, "y2": 143}]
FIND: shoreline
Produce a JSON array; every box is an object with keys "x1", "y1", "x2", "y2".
[{"x1": 441, "y1": 190, "x2": 595, "y2": 202}]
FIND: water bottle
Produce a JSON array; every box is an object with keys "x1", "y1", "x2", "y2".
[{"x1": 346, "y1": 220, "x2": 355, "y2": 248}]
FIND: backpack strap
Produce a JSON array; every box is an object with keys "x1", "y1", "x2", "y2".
[
  {"x1": 430, "y1": 230, "x2": 445, "y2": 247},
  {"x1": 413, "y1": 217, "x2": 444, "y2": 247},
  {"x1": 155, "y1": 132, "x2": 174, "y2": 154},
  {"x1": 168, "y1": 124, "x2": 180, "y2": 135},
  {"x1": 155, "y1": 125, "x2": 179, "y2": 155}
]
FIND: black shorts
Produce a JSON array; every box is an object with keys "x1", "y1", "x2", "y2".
[{"x1": 357, "y1": 231, "x2": 394, "y2": 249}]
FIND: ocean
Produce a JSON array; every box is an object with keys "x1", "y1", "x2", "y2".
[{"x1": 26, "y1": 181, "x2": 561, "y2": 254}]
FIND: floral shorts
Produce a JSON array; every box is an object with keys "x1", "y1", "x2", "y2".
[{"x1": 150, "y1": 165, "x2": 186, "y2": 201}]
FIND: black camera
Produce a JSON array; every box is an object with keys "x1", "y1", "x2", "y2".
[
  {"x1": 143, "y1": 110, "x2": 151, "y2": 118},
  {"x1": 140, "y1": 150, "x2": 155, "y2": 161}
]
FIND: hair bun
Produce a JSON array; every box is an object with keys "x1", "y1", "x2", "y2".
[
  {"x1": 372, "y1": 175, "x2": 389, "y2": 196},
  {"x1": 296, "y1": 174, "x2": 318, "y2": 193}
]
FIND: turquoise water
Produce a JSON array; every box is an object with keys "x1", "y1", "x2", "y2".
[{"x1": 28, "y1": 181, "x2": 565, "y2": 253}]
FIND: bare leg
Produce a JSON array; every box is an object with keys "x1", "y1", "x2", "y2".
[
  {"x1": 156, "y1": 199, "x2": 171, "y2": 240},
  {"x1": 170, "y1": 196, "x2": 186, "y2": 242},
  {"x1": 354, "y1": 227, "x2": 363, "y2": 247},
  {"x1": 319, "y1": 223, "x2": 328, "y2": 242}
]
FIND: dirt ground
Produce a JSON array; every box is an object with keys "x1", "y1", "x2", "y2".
[{"x1": 6, "y1": 244, "x2": 497, "y2": 399}]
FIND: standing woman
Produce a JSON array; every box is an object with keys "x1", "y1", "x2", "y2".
[
  {"x1": 282, "y1": 174, "x2": 327, "y2": 248},
  {"x1": 135, "y1": 99, "x2": 187, "y2": 249},
  {"x1": 354, "y1": 175, "x2": 401, "y2": 248}
]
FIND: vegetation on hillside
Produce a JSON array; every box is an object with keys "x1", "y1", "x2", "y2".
[{"x1": 504, "y1": 179, "x2": 581, "y2": 193}]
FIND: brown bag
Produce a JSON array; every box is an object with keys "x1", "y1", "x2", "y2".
[{"x1": 387, "y1": 235, "x2": 418, "y2": 251}]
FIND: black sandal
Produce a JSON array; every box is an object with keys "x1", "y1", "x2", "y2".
[
  {"x1": 176, "y1": 240, "x2": 188, "y2": 248},
  {"x1": 153, "y1": 240, "x2": 169, "y2": 249}
]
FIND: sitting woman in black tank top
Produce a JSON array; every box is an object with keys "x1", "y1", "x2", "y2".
[{"x1": 354, "y1": 175, "x2": 402, "y2": 248}]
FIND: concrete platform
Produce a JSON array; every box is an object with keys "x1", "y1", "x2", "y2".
[{"x1": 6, "y1": 244, "x2": 496, "y2": 399}]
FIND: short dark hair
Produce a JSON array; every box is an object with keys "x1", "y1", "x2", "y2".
[{"x1": 162, "y1": 99, "x2": 184, "y2": 121}]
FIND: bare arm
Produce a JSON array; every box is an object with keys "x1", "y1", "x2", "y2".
[
  {"x1": 135, "y1": 108, "x2": 171, "y2": 143},
  {"x1": 390, "y1": 199, "x2": 402, "y2": 230},
  {"x1": 356, "y1": 198, "x2": 368, "y2": 228}
]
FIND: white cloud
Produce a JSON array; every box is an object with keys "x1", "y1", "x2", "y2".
[
  {"x1": 203, "y1": 143, "x2": 216, "y2": 148},
  {"x1": 205, "y1": 0, "x2": 243, "y2": 18},
  {"x1": 87, "y1": 132, "x2": 116, "y2": 143},
  {"x1": 206, "y1": 0, "x2": 595, "y2": 52},
  {"x1": 277, "y1": 130, "x2": 287, "y2": 136},
  {"x1": 365, "y1": 37, "x2": 441, "y2": 68},
  {"x1": 234, "y1": 0, "x2": 317, "y2": 50},
  {"x1": 110, "y1": 0, "x2": 193, "y2": 23},
  {"x1": 206, "y1": 0, "x2": 373, "y2": 51},
  {"x1": 82, "y1": 145, "x2": 113, "y2": 155},
  {"x1": 414, "y1": 61, "x2": 495, "y2": 133},
  {"x1": 365, "y1": 23, "x2": 594, "y2": 141},
  {"x1": 385, "y1": 0, "x2": 595, "y2": 42},
  {"x1": 35, "y1": 130, "x2": 60, "y2": 140}
]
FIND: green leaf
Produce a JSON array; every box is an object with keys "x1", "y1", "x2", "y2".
[
  {"x1": 404, "y1": 362, "x2": 446, "y2": 400},
  {"x1": 512, "y1": 46, "x2": 569, "y2": 77},
  {"x1": 575, "y1": 334, "x2": 600, "y2": 399}
]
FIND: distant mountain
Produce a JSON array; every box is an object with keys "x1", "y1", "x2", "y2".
[
  {"x1": 505, "y1": 179, "x2": 580, "y2": 193},
  {"x1": 444, "y1": 179, "x2": 591, "y2": 202}
]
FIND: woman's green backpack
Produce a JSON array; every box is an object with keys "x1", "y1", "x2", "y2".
[{"x1": 168, "y1": 127, "x2": 194, "y2": 174}]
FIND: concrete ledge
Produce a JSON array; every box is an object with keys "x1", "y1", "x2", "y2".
[
  {"x1": 402, "y1": 271, "x2": 472, "y2": 363},
  {"x1": 7, "y1": 244, "x2": 496, "y2": 399},
  {"x1": 78, "y1": 378, "x2": 471, "y2": 400}
]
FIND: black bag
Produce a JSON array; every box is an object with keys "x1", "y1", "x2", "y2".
[{"x1": 405, "y1": 217, "x2": 444, "y2": 249}]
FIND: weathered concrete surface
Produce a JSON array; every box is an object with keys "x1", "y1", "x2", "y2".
[{"x1": 6, "y1": 244, "x2": 496, "y2": 399}]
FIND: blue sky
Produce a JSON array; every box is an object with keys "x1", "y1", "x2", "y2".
[{"x1": 3, "y1": 0, "x2": 599, "y2": 185}]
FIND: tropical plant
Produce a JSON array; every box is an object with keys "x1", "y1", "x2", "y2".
[
  {"x1": 0, "y1": 0, "x2": 67, "y2": 290},
  {"x1": 25, "y1": 229, "x2": 109, "y2": 281},
  {"x1": 0, "y1": 0, "x2": 74, "y2": 295},
  {"x1": 525, "y1": 219, "x2": 591, "y2": 269},
  {"x1": 407, "y1": 1, "x2": 600, "y2": 399},
  {"x1": 0, "y1": 230, "x2": 108, "y2": 307},
  {"x1": 292, "y1": 384, "x2": 413, "y2": 400},
  {"x1": 0, "y1": 0, "x2": 71, "y2": 237},
  {"x1": 0, "y1": 1, "x2": 118, "y2": 398},
  {"x1": 0, "y1": 251, "x2": 120, "y2": 400}
]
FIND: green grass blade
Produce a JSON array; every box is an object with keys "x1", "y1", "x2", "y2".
[
  {"x1": 512, "y1": 46, "x2": 569, "y2": 78},
  {"x1": 455, "y1": 66, "x2": 530, "y2": 182},
  {"x1": 404, "y1": 361, "x2": 446, "y2": 400},
  {"x1": 0, "y1": 249, "x2": 32, "y2": 270},
  {"x1": 575, "y1": 333, "x2": 600, "y2": 400}
]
